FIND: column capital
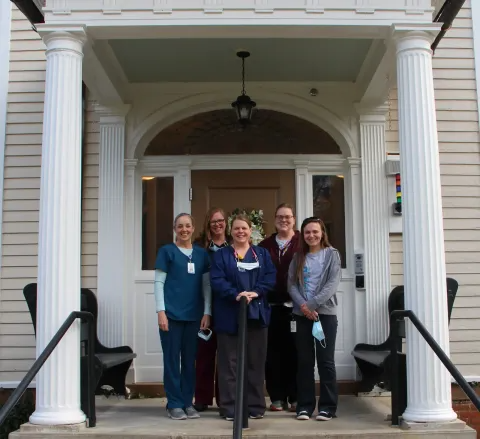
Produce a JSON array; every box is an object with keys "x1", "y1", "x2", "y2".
[
  {"x1": 355, "y1": 103, "x2": 388, "y2": 123},
  {"x1": 124, "y1": 159, "x2": 138, "y2": 170},
  {"x1": 347, "y1": 157, "x2": 361, "y2": 168},
  {"x1": 95, "y1": 103, "x2": 131, "y2": 124},
  {"x1": 37, "y1": 25, "x2": 87, "y2": 53},
  {"x1": 390, "y1": 24, "x2": 442, "y2": 50}
]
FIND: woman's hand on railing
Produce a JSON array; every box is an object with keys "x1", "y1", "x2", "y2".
[
  {"x1": 158, "y1": 311, "x2": 169, "y2": 332},
  {"x1": 200, "y1": 314, "x2": 211, "y2": 330},
  {"x1": 236, "y1": 291, "x2": 258, "y2": 303}
]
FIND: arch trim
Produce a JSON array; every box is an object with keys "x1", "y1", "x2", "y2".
[{"x1": 127, "y1": 91, "x2": 358, "y2": 159}]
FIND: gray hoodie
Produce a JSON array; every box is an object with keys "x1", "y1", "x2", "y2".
[{"x1": 287, "y1": 247, "x2": 341, "y2": 316}]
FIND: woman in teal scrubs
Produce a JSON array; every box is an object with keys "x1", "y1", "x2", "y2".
[{"x1": 154, "y1": 213, "x2": 211, "y2": 420}]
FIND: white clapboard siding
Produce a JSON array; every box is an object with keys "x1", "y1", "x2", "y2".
[
  {"x1": 0, "y1": 7, "x2": 99, "y2": 381},
  {"x1": 388, "y1": 0, "x2": 480, "y2": 376}
]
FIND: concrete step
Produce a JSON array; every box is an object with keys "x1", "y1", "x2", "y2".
[{"x1": 10, "y1": 396, "x2": 476, "y2": 439}]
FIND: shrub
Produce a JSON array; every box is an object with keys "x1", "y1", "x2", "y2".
[{"x1": 0, "y1": 393, "x2": 34, "y2": 439}]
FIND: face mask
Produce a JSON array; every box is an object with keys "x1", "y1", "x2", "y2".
[
  {"x1": 198, "y1": 328, "x2": 212, "y2": 341},
  {"x1": 312, "y1": 319, "x2": 326, "y2": 348}
]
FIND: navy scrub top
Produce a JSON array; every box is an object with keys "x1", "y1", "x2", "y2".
[{"x1": 154, "y1": 243, "x2": 210, "y2": 322}]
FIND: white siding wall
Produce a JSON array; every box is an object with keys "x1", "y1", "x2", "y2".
[
  {"x1": 388, "y1": 0, "x2": 480, "y2": 376},
  {"x1": 0, "y1": 7, "x2": 99, "y2": 381}
]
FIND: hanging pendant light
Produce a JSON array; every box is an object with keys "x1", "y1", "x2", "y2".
[{"x1": 232, "y1": 50, "x2": 256, "y2": 126}]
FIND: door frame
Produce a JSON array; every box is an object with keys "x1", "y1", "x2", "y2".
[
  {"x1": 129, "y1": 153, "x2": 361, "y2": 381},
  {"x1": 134, "y1": 153, "x2": 350, "y2": 274}
]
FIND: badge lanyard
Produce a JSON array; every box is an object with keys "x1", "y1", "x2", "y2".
[
  {"x1": 278, "y1": 240, "x2": 292, "y2": 260},
  {"x1": 233, "y1": 246, "x2": 259, "y2": 264}
]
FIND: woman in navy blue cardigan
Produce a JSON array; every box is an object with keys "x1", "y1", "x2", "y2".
[{"x1": 210, "y1": 214, "x2": 276, "y2": 421}]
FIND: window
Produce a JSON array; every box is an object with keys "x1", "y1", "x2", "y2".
[
  {"x1": 142, "y1": 177, "x2": 174, "y2": 270},
  {"x1": 312, "y1": 175, "x2": 346, "y2": 268}
]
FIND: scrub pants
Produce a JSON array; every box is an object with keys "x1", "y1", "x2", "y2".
[{"x1": 159, "y1": 319, "x2": 200, "y2": 409}]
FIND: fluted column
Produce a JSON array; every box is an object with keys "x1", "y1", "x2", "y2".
[
  {"x1": 358, "y1": 107, "x2": 391, "y2": 345},
  {"x1": 394, "y1": 28, "x2": 456, "y2": 423},
  {"x1": 123, "y1": 159, "x2": 138, "y2": 350},
  {"x1": 30, "y1": 28, "x2": 87, "y2": 426},
  {"x1": 96, "y1": 105, "x2": 130, "y2": 347}
]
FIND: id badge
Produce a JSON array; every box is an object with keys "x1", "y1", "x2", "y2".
[
  {"x1": 290, "y1": 320, "x2": 297, "y2": 333},
  {"x1": 187, "y1": 262, "x2": 195, "y2": 274}
]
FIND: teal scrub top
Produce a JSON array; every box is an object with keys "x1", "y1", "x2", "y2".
[{"x1": 154, "y1": 243, "x2": 210, "y2": 321}]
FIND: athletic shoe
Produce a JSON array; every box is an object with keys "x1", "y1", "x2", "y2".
[
  {"x1": 316, "y1": 411, "x2": 333, "y2": 421},
  {"x1": 296, "y1": 410, "x2": 310, "y2": 420},
  {"x1": 249, "y1": 412, "x2": 264, "y2": 419},
  {"x1": 270, "y1": 401, "x2": 284, "y2": 411},
  {"x1": 167, "y1": 408, "x2": 187, "y2": 420},
  {"x1": 185, "y1": 406, "x2": 201, "y2": 419}
]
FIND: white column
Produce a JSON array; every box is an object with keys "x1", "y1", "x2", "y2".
[
  {"x1": 348, "y1": 157, "x2": 368, "y2": 345},
  {"x1": 394, "y1": 28, "x2": 456, "y2": 423},
  {"x1": 123, "y1": 159, "x2": 138, "y2": 351},
  {"x1": 294, "y1": 161, "x2": 311, "y2": 225},
  {"x1": 30, "y1": 29, "x2": 87, "y2": 426},
  {"x1": 358, "y1": 107, "x2": 391, "y2": 345},
  {"x1": 96, "y1": 105, "x2": 130, "y2": 347},
  {"x1": 174, "y1": 166, "x2": 191, "y2": 217}
]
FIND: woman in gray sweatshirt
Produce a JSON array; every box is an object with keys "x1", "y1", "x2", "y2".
[{"x1": 288, "y1": 217, "x2": 342, "y2": 422}]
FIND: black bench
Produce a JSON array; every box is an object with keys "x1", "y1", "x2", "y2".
[
  {"x1": 352, "y1": 277, "x2": 458, "y2": 409},
  {"x1": 23, "y1": 283, "x2": 137, "y2": 418}
]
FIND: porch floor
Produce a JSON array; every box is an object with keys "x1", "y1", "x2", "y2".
[{"x1": 12, "y1": 396, "x2": 475, "y2": 439}]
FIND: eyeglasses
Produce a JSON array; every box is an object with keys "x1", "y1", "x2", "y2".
[
  {"x1": 302, "y1": 216, "x2": 322, "y2": 225},
  {"x1": 210, "y1": 219, "x2": 225, "y2": 226},
  {"x1": 276, "y1": 215, "x2": 294, "y2": 221}
]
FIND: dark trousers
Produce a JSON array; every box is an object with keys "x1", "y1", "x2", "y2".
[
  {"x1": 217, "y1": 325, "x2": 268, "y2": 416},
  {"x1": 265, "y1": 306, "x2": 297, "y2": 404},
  {"x1": 159, "y1": 319, "x2": 200, "y2": 409},
  {"x1": 295, "y1": 314, "x2": 338, "y2": 416},
  {"x1": 194, "y1": 330, "x2": 220, "y2": 406}
]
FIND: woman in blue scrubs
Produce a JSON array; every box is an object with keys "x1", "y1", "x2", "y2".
[
  {"x1": 154, "y1": 213, "x2": 212, "y2": 420},
  {"x1": 210, "y1": 214, "x2": 276, "y2": 421}
]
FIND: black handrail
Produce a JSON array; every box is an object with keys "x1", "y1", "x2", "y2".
[
  {"x1": 0, "y1": 311, "x2": 96, "y2": 428},
  {"x1": 233, "y1": 296, "x2": 249, "y2": 439},
  {"x1": 390, "y1": 309, "x2": 480, "y2": 426}
]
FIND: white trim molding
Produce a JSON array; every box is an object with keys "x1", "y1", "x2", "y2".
[
  {"x1": 471, "y1": 0, "x2": 480, "y2": 127},
  {"x1": 96, "y1": 104, "x2": 130, "y2": 348},
  {"x1": 0, "y1": 1, "x2": 12, "y2": 280}
]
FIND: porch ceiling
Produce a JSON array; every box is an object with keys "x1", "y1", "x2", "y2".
[{"x1": 107, "y1": 38, "x2": 374, "y2": 83}]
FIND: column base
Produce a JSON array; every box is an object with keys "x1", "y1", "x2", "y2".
[
  {"x1": 29, "y1": 408, "x2": 86, "y2": 426},
  {"x1": 401, "y1": 418, "x2": 466, "y2": 431},
  {"x1": 402, "y1": 406, "x2": 458, "y2": 423}
]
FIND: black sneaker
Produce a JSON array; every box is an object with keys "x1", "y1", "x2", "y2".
[
  {"x1": 296, "y1": 410, "x2": 310, "y2": 420},
  {"x1": 193, "y1": 403, "x2": 208, "y2": 412},
  {"x1": 225, "y1": 413, "x2": 234, "y2": 421},
  {"x1": 316, "y1": 410, "x2": 333, "y2": 421},
  {"x1": 249, "y1": 412, "x2": 264, "y2": 419}
]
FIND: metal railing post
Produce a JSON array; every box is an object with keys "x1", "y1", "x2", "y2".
[
  {"x1": 390, "y1": 314, "x2": 400, "y2": 426},
  {"x1": 86, "y1": 315, "x2": 96, "y2": 427},
  {"x1": 233, "y1": 296, "x2": 249, "y2": 439}
]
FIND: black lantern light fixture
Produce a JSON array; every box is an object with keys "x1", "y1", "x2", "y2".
[{"x1": 232, "y1": 50, "x2": 256, "y2": 126}]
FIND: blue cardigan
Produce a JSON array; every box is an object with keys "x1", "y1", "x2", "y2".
[{"x1": 210, "y1": 245, "x2": 276, "y2": 335}]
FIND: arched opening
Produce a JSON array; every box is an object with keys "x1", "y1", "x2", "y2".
[
  {"x1": 141, "y1": 109, "x2": 346, "y2": 270},
  {"x1": 144, "y1": 109, "x2": 342, "y2": 155}
]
